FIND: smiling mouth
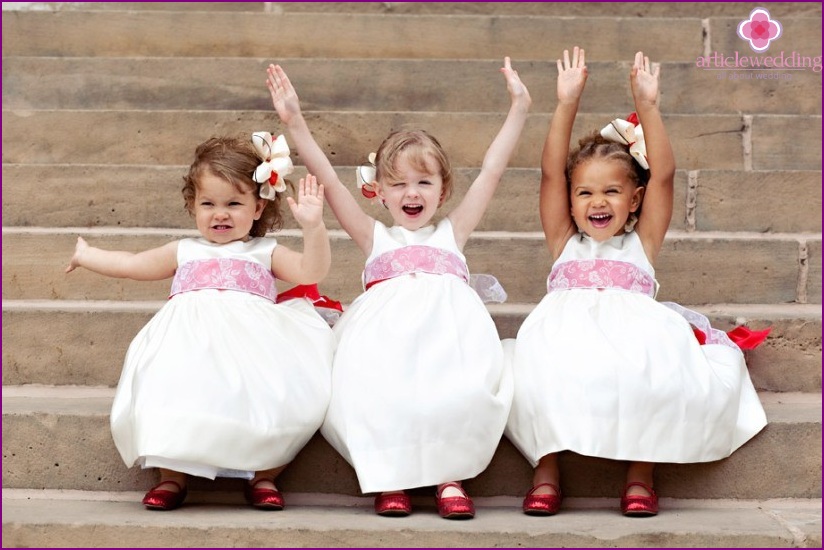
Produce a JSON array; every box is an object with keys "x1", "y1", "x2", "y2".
[
  {"x1": 589, "y1": 213, "x2": 612, "y2": 228},
  {"x1": 212, "y1": 225, "x2": 232, "y2": 230},
  {"x1": 402, "y1": 205, "x2": 424, "y2": 215}
]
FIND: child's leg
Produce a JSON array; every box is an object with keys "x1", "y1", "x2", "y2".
[
  {"x1": 142, "y1": 468, "x2": 188, "y2": 510},
  {"x1": 436, "y1": 481, "x2": 467, "y2": 498},
  {"x1": 247, "y1": 465, "x2": 288, "y2": 510},
  {"x1": 250, "y1": 465, "x2": 288, "y2": 490},
  {"x1": 156, "y1": 468, "x2": 187, "y2": 491},
  {"x1": 531, "y1": 453, "x2": 560, "y2": 495},
  {"x1": 435, "y1": 481, "x2": 475, "y2": 519},
  {"x1": 621, "y1": 461, "x2": 658, "y2": 516},
  {"x1": 625, "y1": 461, "x2": 655, "y2": 495}
]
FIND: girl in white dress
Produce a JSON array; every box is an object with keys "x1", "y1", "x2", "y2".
[
  {"x1": 66, "y1": 134, "x2": 335, "y2": 510},
  {"x1": 506, "y1": 47, "x2": 767, "y2": 517},
  {"x1": 267, "y1": 58, "x2": 530, "y2": 518}
]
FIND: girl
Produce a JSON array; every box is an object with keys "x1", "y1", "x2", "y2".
[
  {"x1": 66, "y1": 134, "x2": 335, "y2": 510},
  {"x1": 267, "y1": 58, "x2": 530, "y2": 519},
  {"x1": 505, "y1": 47, "x2": 767, "y2": 517}
]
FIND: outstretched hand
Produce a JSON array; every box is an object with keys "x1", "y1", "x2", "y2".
[
  {"x1": 267, "y1": 64, "x2": 302, "y2": 125},
  {"x1": 557, "y1": 46, "x2": 588, "y2": 104},
  {"x1": 500, "y1": 56, "x2": 531, "y2": 109},
  {"x1": 65, "y1": 236, "x2": 88, "y2": 273},
  {"x1": 630, "y1": 51, "x2": 660, "y2": 107},
  {"x1": 287, "y1": 174, "x2": 325, "y2": 230}
]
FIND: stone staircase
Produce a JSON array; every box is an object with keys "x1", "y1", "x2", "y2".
[{"x1": 2, "y1": 2, "x2": 821, "y2": 547}]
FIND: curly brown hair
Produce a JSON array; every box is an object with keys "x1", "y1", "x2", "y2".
[
  {"x1": 181, "y1": 135, "x2": 292, "y2": 238},
  {"x1": 374, "y1": 129, "x2": 454, "y2": 205},
  {"x1": 566, "y1": 131, "x2": 650, "y2": 191}
]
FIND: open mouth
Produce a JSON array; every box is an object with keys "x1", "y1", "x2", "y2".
[
  {"x1": 402, "y1": 204, "x2": 424, "y2": 216},
  {"x1": 212, "y1": 224, "x2": 232, "y2": 231},
  {"x1": 589, "y1": 213, "x2": 612, "y2": 228}
]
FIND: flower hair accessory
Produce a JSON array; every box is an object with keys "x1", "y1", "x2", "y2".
[
  {"x1": 599, "y1": 112, "x2": 649, "y2": 170},
  {"x1": 356, "y1": 152, "x2": 380, "y2": 201},
  {"x1": 252, "y1": 132, "x2": 294, "y2": 200}
]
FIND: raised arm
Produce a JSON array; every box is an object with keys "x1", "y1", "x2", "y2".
[
  {"x1": 540, "y1": 47, "x2": 588, "y2": 259},
  {"x1": 267, "y1": 64, "x2": 375, "y2": 255},
  {"x1": 65, "y1": 237, "x2": 178, "y2": 280},
  {"x1": 449, "y1": 57, "x2": 531, "y2": 249},
  {"x1": 630, "y1": 51, "x2": 675, "y2": 264},
  {"x1": 271, "y1": 174, "x2": 332, "y2": 284}
]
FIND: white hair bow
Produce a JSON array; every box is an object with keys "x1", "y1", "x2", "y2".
[
  {"x1": 356, "y1": 152, "x2": 380, "y2": 203},
  {"x1": 599, "y1": 113, "x2": 649, "y2": 170},
  {"x1": 252, "y1": 132, "x2": 294, "y2": 200}
]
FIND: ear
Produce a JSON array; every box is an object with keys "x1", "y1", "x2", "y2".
[
  {"x1": 630, "y1": 186, "x2": 645, "y2": 213},
  {"x1": 254, "y1": 198, "x2": 267, "y2": 220}
]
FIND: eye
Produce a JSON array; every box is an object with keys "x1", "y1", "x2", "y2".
[
  {"x1": 419, "y1": 180, "x2": 433, "y2": 186},
  {"x1": 576, "y1": 190, "x2": 591, "y2": 197},
  {"x1": 199, "y1": 201, "x2": 213, "y2": 207},
  {"x1": 229, "y1": 201, "x2": 242, "y2": 206}
]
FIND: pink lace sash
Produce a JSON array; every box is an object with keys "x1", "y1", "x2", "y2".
[
  {"x1": 547, "y1": 259, "x2": 656, "y2": 298},
  {"x1": 170, "y1": 258, "x2": 277, "y2": 302},
  {"x1": 364, "y1": 245, "x2": 469, "y2": 289}
]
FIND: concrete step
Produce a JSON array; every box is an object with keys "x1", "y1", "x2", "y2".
[
  {"x1": 3, "y1": 300, "x2": 820, "y2": 392},
  {"x1": 3, "y1": 9, "x2": 820, "y2": 61},
  {"x1": 3, "y1": 110, "x2": 820, "y2": 171},
  {"x1": 2, "y1": 386, "x2": 820, "y2": 500},
  {"x1": 3, "y1": 229, "x2": 818, "y2": 305},
  {"x1": 1, "y1": 489, "x2": 821, "y2": 548},
  {"x1": 4, "y1": 57, "x2": 821, "y2": 116},
  {"x1": 3, "y1": 165, "x2": 821, "y2": 234},
  {"x1": 6, "y1": 2, "x2": 820, "y2": 18}
]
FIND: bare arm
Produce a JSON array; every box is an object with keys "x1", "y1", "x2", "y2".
[
  {"x1": 540, "y1": 47, "x2": 588, "y2": 260},
  {"x1": 449, "y1": 57, "x2": 531, "y2": 248},
  {"x1": 65, "y1": 237, "x2": 178, "y2": 280},
  {"x1": 630, "y1": 51, "x2": 675, "y2": 264},
  {"x1": 271, "y1": 175, "x2": 331, "y2": 285},
  {"x1": 267, "y1": 64, "x2": 375, "y2": 256}
]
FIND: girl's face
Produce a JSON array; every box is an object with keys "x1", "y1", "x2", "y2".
[
  {"x1": 570, "y1": 159, "x2": 643, "y2": 242},
  {"x1": 376, "y1": 153, "x2": 444, "y2": 231},
  {"x1": 193, "y1": 170, "x2": 266, "y2": 244}
]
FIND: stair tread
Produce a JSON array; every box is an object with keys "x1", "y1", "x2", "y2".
[
  {"x1": 2, "y1": 490, "x2": 821, "y2": 548},
  {"x1": 3, "y1": 385, "x2": 819, "y2": 422}
]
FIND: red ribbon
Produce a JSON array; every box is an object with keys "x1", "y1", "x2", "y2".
[
  {"x1": 692, "y1": 325, "x2": 771, "y2": 350},
  {"x1": 276, "y1": 283, "x2": 343, "y2": 312}
]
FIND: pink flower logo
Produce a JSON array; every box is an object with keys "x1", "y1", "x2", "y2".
[{"x1": 737, "y1": 7, "x2": 782, "y2": 52}]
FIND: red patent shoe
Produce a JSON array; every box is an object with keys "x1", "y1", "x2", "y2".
[
  {"x1": 522, "y1": 482, "x2": 562, "y2": 516},
  {"x1": 245, "y1": 478, "x2": 285, "y2": 510},
  {"x1": 435, "y1": 482, "x2": 475, "y2": 520},
  {"x1": 374, "y1": 492, "x2": 412, "y2": 517},
  {"x1": 142, "y1": 480, "x2": 188, "y2": 511},
  {"x1": 620, "y1": 482, "x2": 658, "y2": 517}
]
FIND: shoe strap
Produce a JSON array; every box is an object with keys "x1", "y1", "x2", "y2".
[
  {"x1": 151, "y1": 479, "x2": 184, "y2": 493},
  {"x1": 624, "y1": 481, "x2": 656, "y2": 496},
  {"x1": 527, "y1": 482, "x2": 561, "y2": 497},
  {"x1": 437, "y1": 482, "x2": 468, "y2": 499}
]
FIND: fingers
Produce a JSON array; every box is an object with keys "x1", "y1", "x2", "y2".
[
  {"x1": 558, "y1": 47, "x2": 585, "y2": 72},
  {"x1": 296, "y1": 174, "x2": 322, "y2": 201},
  {"x1": 634, "y1": 51, "x2": 654, "y2": 74}
]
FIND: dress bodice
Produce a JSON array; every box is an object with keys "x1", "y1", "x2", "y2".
[
  {"x1": 170, "y1": 238, "x2": 279, "y2": 301},
  {"x1": 363, "y1": 219, "x2": 469, "y2": 289},
  {"x1": 548, "y1": 231, "x2": 658, "y2": 297}
]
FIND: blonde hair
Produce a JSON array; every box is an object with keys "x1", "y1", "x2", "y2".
[
  {"x1": 182, "y1": 136, "x2": 291, "y2": 238},
  {"x1": 374, "y1": 130, "x2": 453, "y2": 204}
]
